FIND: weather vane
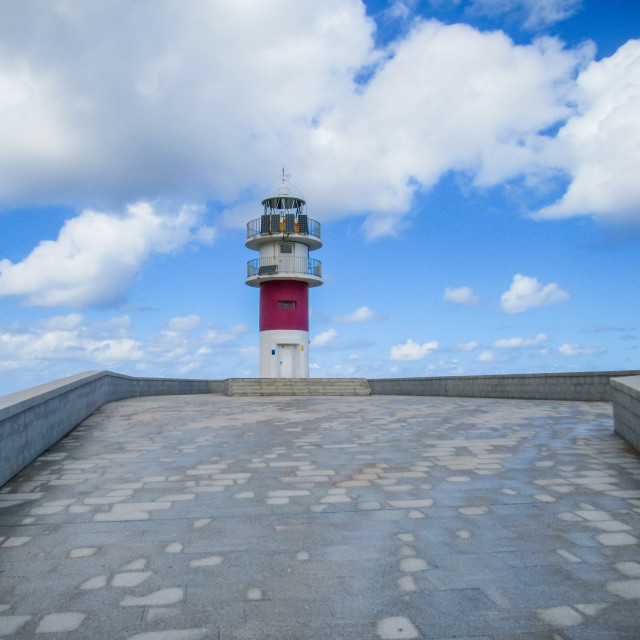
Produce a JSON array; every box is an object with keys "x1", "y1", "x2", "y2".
[{"x1": 282, "y1": 167, "x2": 291, "y2": 183}]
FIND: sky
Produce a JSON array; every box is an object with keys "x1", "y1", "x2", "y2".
[{"x1": 0, "y1": 0, "x2": 639, "y2": 396}]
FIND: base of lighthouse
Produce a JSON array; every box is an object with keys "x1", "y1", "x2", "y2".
[{"x1": 259, "y1": 330, "x2": 309, "y2": 378}]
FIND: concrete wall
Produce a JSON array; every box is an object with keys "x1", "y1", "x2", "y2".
[
  {"x1": 611, "y1": 376, "x2": 640, "y2": 452},
  {"x1": 0, "y1": 371, "x2": 224, "y2": 487},
  {"x1": 4, "y1": 369, "x2": 640, "y2": 488},
  {"x1": 368, "y1": 371, "x2": 640, "y2": 402}
]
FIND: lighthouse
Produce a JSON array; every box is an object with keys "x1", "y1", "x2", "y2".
[{"x1": 245, "y1": 177, "x2": 322, "y2": 378}]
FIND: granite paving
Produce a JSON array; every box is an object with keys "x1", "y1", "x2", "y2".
[{"x1": 1, "y1": 394, "x2": 640, "y2": 639}]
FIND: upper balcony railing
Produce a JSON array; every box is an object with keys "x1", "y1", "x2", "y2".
[
  {"x1": 247, "y1": 256, "x2": 322, "y2": 279},
  {"x1": 247, "y1": 215, "x2": 321, "y2": 240}
]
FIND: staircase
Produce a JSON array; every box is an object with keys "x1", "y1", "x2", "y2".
[{"x1": 224, "y1": 378, "x2": 371, "y2": 397}]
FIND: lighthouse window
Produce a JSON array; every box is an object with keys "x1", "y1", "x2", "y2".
[
  {"x1": 280, "y1": 244, "x2": 293, "y2": 254},
  {"x1": 279, "y1": 301, "x2": 296, "y2": 308}
]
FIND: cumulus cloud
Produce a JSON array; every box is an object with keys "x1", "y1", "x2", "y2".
[
  {"x1": 534, "y1": 40, "x2": 640, "y2": 224},
  {"x1": 3, "y1": 1, "x2": 636, "y2": 237},
  {"x1": 332, "y1": 306, "x2": 375, "y2": 323},
  {"x1": 500, "y1": 274, "x2": 569, "y2": 313},
  {"x1": 476, "y1": 350, "x2": 495, "y2": 362},
  {"x1": 390, "y1": 339, "x2": 438, "y2": 361},
  {"x1": 444, "y1": 286, "x2": 479, "y2": 306},
  {"x1": 311, "y1": 329, "x2": 338, "y2": 347},
  {"x1": 493, "y1": 333, "x2": 548, "y2": 347},
  {"x1": 0, "y1": 202, "x2": 213, "y2": 308},
  {"x1": 558, "y1": 343, "x2": 600, "y2": 356},
  {"x1": 0, "y1": 0, "x2": 375, "y2": 210},
  {"x1": 310, "y1": 20, "x2": 588, "y2": 236}
]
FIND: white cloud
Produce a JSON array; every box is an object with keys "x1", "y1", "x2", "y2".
[
  {"x1": 311, "y1": 329, "x2": 338, "y2": 347},
  {"x1": 0, "y1": 313, "x2": 248, "y2": 375},
  {"x1": 456, "y1": 341, "x2": 480, "y2": 351},
  {"x1": 3, "y1": 2, "x2": 633, "y2": 237},
  {"x1": 476, "y1": 350, "x2": 495, "y2": 362},
  {"x1": 387, "y1": 1, "x2": 412, "y2": 20},
  {"x1": 389, "y1": 339, "x2": 438, "y2": 361},
  {"x1": 444, "y1": 286, "x2": 479, "y2": 306},
  {"x1": 468, "y1": 0, "x2": 582, "y2": 29},
  {"x1": 500, "y1": 274, "x2": 569, "y2": 313},
  {"x1": 534, "y1": 40, "x2": 640, "y2": 224},
  {"x1": 205, "y1": 324, "x2": 249, "y2": 344},
  {"x1": 240, "y1": 345, "x2": 259, "y2": 360},
  {"x1": 328, "y1": 364, "x2": 357, "y2": 376},
  {"x1": 309, "y1": 20, "x2": 587, "y2": 237},
  {"x1": 558, "y1": 343, "x2": 600, "y2": 356},
  {"x1": 0, "y1": 1, "x2": 376, "y2": 209},
  {"x1": 523, "y1": 0, "x2": 581, "y2": 29},
  {"x1": 0, "y1": 202, "x2": 212, "y2": 309},
  {"x1": 493, "y1": 333, "x2": 548, "y2": 348},
  {"x1": 332, "y1": 306, "x2": 375, "y2": 323},
  {"x1": 40, "y1": 313, "x2": 85, "y2": 331},
  {"x1": 0, "y1": 314, "x2": 143, "y2": 369},
  {"x1": 168, "y1": 315, "x2": 201, "y2": 332}
]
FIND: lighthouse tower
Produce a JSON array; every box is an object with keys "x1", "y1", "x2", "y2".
[{"x1": 245, "y1": 177, "x2": 322, "y2": 378}]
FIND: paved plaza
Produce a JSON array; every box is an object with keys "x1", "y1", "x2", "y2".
[{"x1": 1, "y1": 394, "x2": 640, "y2": 639}]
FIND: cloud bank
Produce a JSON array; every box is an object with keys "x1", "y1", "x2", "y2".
[
  {"x1": 0, "y1": 313, "x2": 248, "y2": 377},
  {"x1": 0, "y1": 1, "x2": 637, "y2": 235}
]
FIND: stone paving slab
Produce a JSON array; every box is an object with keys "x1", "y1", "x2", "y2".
[{"x1": 1, "y1": 394, "x2": 640, "y2": 639}]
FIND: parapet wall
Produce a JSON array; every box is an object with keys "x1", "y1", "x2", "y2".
[
  {"x1": 611, "y1": 376, "x2": 640, "y2": 452},
  {"x1": 3, "y1": 369, "x2": 640, "y2": 488},
  {"x1": 0, "y1": 370, "x2": 224, "y2": 487},
  {"x1": 368, "y1": 371, "x2": 640, "y2": 402}
]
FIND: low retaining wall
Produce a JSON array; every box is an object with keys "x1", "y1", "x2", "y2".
[
  {"x1": 611, "y1": 376, "x2": 640, "y2": 452},
  {"x1": 0, "y1": 371, "x2": 223, "y2": 487},
  {"x1": 368, "y1": 371, "x2": 640, "y2": 402},
  {"x1": 4, "y1": 369, "x2": 640, "y2": 487}
]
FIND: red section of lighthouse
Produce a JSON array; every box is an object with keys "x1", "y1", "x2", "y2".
[
  {"x1": 245, "y1": 179, "x2": 322, "y2": 378},
  {"x1": 259, "y1": 281, "x2": 309, "y2": 332}
]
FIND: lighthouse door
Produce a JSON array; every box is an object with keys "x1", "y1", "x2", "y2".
[{"x1": 278, "y1": 344, "x2": 296, "y2": 378}]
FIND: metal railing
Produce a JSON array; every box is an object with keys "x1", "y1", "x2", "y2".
[
  {"x1": 246, "y1": 217, "x2": 321, "y2": 240},
  {"x1": 247, "y1": 256, "x2": 322, "y2": 279}
]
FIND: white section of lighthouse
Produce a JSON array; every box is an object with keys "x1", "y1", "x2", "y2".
[{"x1": 245, "y1": 179, "x2": 322, "y2": 378}]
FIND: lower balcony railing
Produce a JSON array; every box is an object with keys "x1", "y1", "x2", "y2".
[{"x1": 247, "y1": 256, "x2": 322, "y2": 279}]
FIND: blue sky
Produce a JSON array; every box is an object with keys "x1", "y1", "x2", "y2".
[{"x1": 0, "y1": 0, "x2": 639, "y2": 396}]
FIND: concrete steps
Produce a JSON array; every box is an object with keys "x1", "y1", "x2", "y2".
[{"x1": 224, "y1": 378, "x2": 371, "y2": 397}]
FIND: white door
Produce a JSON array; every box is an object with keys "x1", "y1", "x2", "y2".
[
  {"x1": 279, "y1": 244, "x2": 294, "y2": 274},
  {"x1": 278, "y1": 344, "x2": 296, "y2": 378}
]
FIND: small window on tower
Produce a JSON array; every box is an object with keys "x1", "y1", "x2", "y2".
[
  {"x1": 279, "y1": 301, "x2": 296, "y2": 308},
  {"x1": 280, "y1": 244, "x2": 293, "y2": 254}
]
